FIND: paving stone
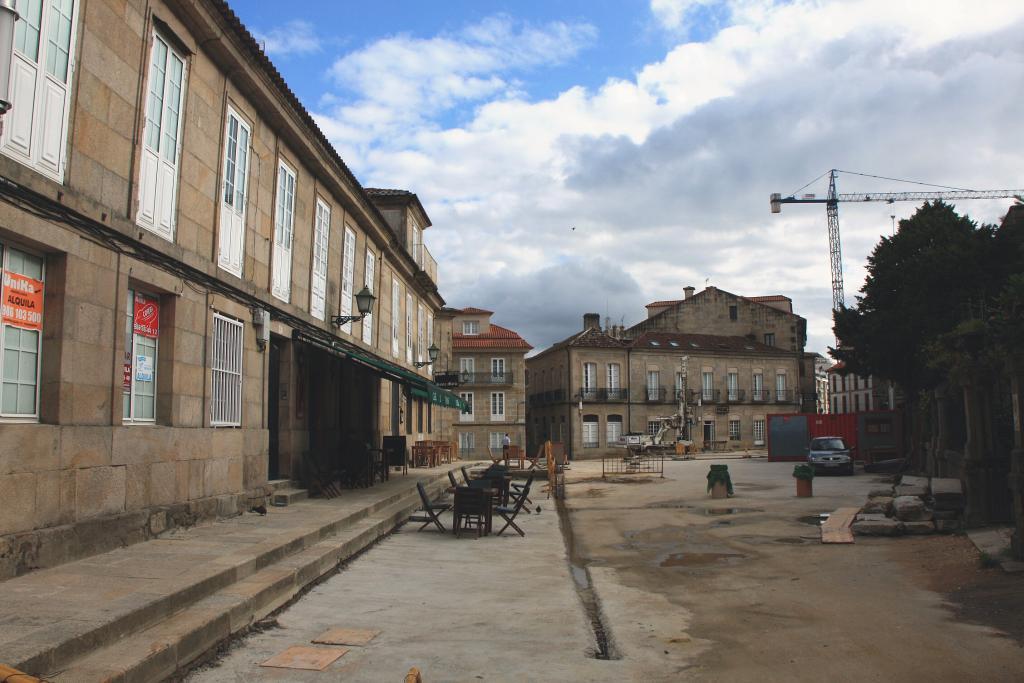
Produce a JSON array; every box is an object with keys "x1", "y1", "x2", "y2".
[
  {"x1": 861, "y1": 496, "x2": 893, "y2": 515},
  {"x1": 893, "y1": 495, "x2": 931, "y2": 522},
  {"x1": 852, "y1": 518, "x2": 903, "y2": 536}
]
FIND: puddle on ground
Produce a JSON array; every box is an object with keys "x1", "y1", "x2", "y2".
[
  {"x1": 660, "y1": 551, "x2": 746, "y2": 567},
  {"x1": 797, "y1": 514, "x2": 831, "y2": 526}
]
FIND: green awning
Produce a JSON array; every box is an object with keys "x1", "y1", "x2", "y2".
[
  {"x1": 411, "y1": 386, "x2": 430, "y2": 400},
  {"x1": 428, "y1": 382, "x2": 468, "y2": 411}
]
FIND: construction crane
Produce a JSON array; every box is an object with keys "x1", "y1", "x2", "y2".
[{"x1": 770, "y1": 169, "x2": 1023, "y2": 312}]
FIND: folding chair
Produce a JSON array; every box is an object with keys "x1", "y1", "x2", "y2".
[
  {"x1": 510, "y1": 472, "x2": 535, "y2": 512},
  {"x1": 408, "y1": 482, "x2": 450, "y2": 532},
  {"x1": 460, "y1": 465, "x2": 473, "y2": 485},
  {"x1": 495, "y1": 479, "x2": 532, "y2": 536},
  {"x1": 447, "y1": 470, "x2": 459, "y2": 489}
]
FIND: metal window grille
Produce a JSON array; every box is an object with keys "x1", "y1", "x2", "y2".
[{"x1": 211, "y1": 313, "x2": 243, "y2": 426}]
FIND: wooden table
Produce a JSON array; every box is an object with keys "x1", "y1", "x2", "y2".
[{"x1": 450, "y1": 486, "x2": 493, "y2": 536}]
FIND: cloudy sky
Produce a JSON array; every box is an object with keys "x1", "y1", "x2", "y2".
[{"x1": 231, "y1": 0, "x2": 1024, "y2": 357}]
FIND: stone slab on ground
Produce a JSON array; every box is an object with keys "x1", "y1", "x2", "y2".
[
  {"x1": 862, "y1": 496, "x2": 893, "y2": 515},
  {"x1": 930, "y1": 477, "x2": 965, "y2": 511},
  {"x1": 893, "y1": 496, "x2": 931, "y2": 522},
  {"x1": 894, "y1": 482, "x2": 928, "y2": 498},
  {"x1": 852, "y1": 518, "x2": 903, "y2": 536}
]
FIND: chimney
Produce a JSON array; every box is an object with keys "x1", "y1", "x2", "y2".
[
  {"x1": 684, "y1": 286, "x2": 695, "y2": 299},
  {"x1": 583, "y1": 313, "x2": 601, "y2": 331}
]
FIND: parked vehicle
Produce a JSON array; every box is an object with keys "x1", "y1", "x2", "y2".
[{"x1": 807, "y1": 436, "x2": 854, "y2": 475}]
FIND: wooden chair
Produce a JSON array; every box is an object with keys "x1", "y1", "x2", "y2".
[
  {"x1": 496, "y1": 479, "x2": 532, "y2": 536},
  {"x1": 409, "y1": 482, "x2": 450, "y2": 532},
  {"x1": 460, "y1": 465, "x2": 473, "y2": 485},
  {"x1": 510, "y1": 472, "x2": 535, "y2": 512},
  {"x1": 453, "y1": 487, "x2": 489, "y2": 538},
  {"x1": 448, "y1": 470, "x2": 459, "y2": 489}
]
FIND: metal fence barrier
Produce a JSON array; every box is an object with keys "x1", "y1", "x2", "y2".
[{"x1": 602, "y1": 454, "x2": 665, "y2": 478}]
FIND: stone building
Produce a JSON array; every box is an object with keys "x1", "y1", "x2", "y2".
[
  {"x1": 827, "y1": 362, "x2": 897, "y2": 414},
  {"x1": 0, "y1": 0, "x2": 463, "y2": 577},
  {"x1": 527, "y1": 287, "x2": 808, "y2": 458},
  {"x1": 450, "y1": 307, "x2": 531, "y2": 458}
]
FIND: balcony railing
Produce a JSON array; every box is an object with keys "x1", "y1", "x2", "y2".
[
  {"x1": 580, "y1": 388, "x2": 629, "y2": 402},
  {"x1": 459, "y1": 371, "x2": 514, "y2": 385},
  {"x1": 751, "y1": 389, "x2": 771, "y2": 402},
  {"x1": 696, "y1": 389, "x2": 721, "y2": 404},
  {"x1": 775, "y1": 389, "x2": 794, "y2": 403},
  {"x1": 726, "y1": 389, "x2": 745, "y2": 403},
  {"x1": 421, "y1": 244, "x2": 438, "y2": 285},
  {"x1": 644, "y1": 386, "x2": 667, "y2": 403}
]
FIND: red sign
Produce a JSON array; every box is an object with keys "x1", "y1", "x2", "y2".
[
  {"x1": 1, "y1": 271, "x2": 44, "y2": 330},
  {"x1": 133, "y1": 294, "x2": 159, "y2": 338},
  {"x1": 122, "y1": 352, "x2": 132, "y2": 391}
]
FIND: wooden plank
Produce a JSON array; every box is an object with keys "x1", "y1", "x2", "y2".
[{"x1": 820, "y1": 507, "x2": 860, "y2": 544}]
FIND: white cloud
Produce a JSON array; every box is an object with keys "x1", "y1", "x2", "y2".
[
  {"x1": 254, "y1": 20, "x2": 321, "y2": 57},
  {"x1": 650, "y1": 0, "x2": 724, "y2": 32},
  {"x1": 310, "y1": 0, "x2": 1024, "y2": 355}
]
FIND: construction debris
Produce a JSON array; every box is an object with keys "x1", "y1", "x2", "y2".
[{"x1": 852, "y1": 475, "x2": 964, "y2": 537}]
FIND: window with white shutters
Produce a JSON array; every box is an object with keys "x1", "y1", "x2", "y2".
[
  {"x1": 583, "y1": 416, "x2": 598, "y2": 448},
  {"x1": 136, "y1": 32, "x2": 187, "y2": 240},
  {"x1": 582, "y1": 362, "x2": 595, "y2": 391},
  {"x1": 405, "y1": 292, "x2": 413, "y2": 364},
  {"x1": 210, "y1": 314, "x2": 243, "y2": 426},
  {"x1": 271, "y1": 160, "x2": 296, "y2": 301},
  {"x1": 309, "y1": 199, "x2": 330, "y2": 320},
  {"x1": 490, "y1": 392, "x2": 504, "y2": 421},
  {"x1": 417, "y1": 304, "x2": 425, "y2": 364},
  {"x1": 459, "y1": 392, "x2": 473, "y2": 421},
  {"x1": 607, "y1": 415, "x2": 622, "y2": 444},
  {"x1": 728, "y1": 372, "x2": 738, "y2": 400},
  {"x1": 391, "y1": 277, "x2": 400, "y2": 358},
  {"x1": 702, "y1": 371, "x2": 714, "y2": 401},
  {"x1": 0, "y1": 244, "x2": 44, "y2": 419},
  {"x1": 426, "y1": 313, "x2": 433, "y2": 372},
  {"x1": 339, "y1": 226, "x2": 356, "y2": 333},
  {"x1": 753, "y1": 418, "x2": 765, "y2": 445},
  {"x1": 492, "y1": 358, "x2": 506, "y2": 383},
  {"x1": 362, "y1": 250, "x2": 375, "y2": 344},
  {"x1": 647, "y1": 370, "x2": 659, "y2": 401},
  {"x1": 459, "y1": 357, "x2": 474, "y2": 382},
  {"x1": 607, "y1": 363, "x2": 620, "y2": 389},
  {"x1": 462, "y1": 320, "x2": 478, "y2": 335},
  {"x1": 217, "y1": 107, "x2": 250, "y2": 275},
  {"x1": 776, "y1": 372, "x2": 787, "y2": 401},
  {"x1": 1, "y1": 0, "x2": 79, "y2": 181}
]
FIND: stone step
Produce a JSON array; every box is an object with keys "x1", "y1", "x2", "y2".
[
  {"x1": 7, "y1": 471, "x2": 455, "y2": 679},
  {"x1": 270, "y1": 487, "x2": 308, "y2": 507},
  {"x1": 47, "y1": 485, "x2": 441, "y2": 683}
]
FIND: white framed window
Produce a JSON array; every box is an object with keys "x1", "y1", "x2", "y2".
[
  {"x1": 362, "y1": 249, "x2": 375, "y2": 345},
  {"x1": 493, "y1": 357, "x2": 506, "y2": 383},
  {"x1": 210, "y1": 313, "x2": 243, "y2": 426},
  {"x1": 459, "y1": 431, "x2": 475, "y2": 452},
  {"x1": 405, "y1": 293, "x2": 413, "y2": 364},
  {"x1": 647, "y1": 370, "x2": 659, "y2": 401},
  {"x1": 702, "y1": 371, "x2": 714, "y2": 401},
  {"x1": 582, "y1": 416, "x2": 599, "y2": 448},
  {"x1": 271, "y1": 159, "x2": 296, "y2": 301},
  {"x1": 728, "y1": 372, "x2": 738, "y2": 400},
  {"x1": 490, "y1": 391, "x2": 505, "y2": 421},
  {"x1": 338, "y1": 225, "x2": 356, "y2": 333},
  {"x1": 391, "y1": 277, "x2": 400, "y2": 358},
  {"x1": 607, "y1": 363, "x2": 620, "y2": 389},
  {"x1": 217, "y1": 107, "x2": 251, "y2": 275},
  {"x1": 489, "y1": 432, "x2": 503, "y2": 450},
  {"x1": 1, "y1": 245, "x2": 45, "y2": 420},
  {"x1": 753, "y1": 372, "x2": 764, "y2": 400},
  {"x1": 647, "y1": 420, "x2": 660, "y2": 437},
  {"x1": 122, "y1": 289, "x2": 158, "y2": 423},
  {"x1": 459, "y1": 391, "x2": 473, "y2": 421},
  {"x1": 417, "y1": 304, "x2": 425, "y2": 364},
  {"x1": 411, "y1": 220, "x2": 421, "y2": 266},
  {"x1": 607, "y1": 415, "x2": 622, "y2": 444},
  {"x1": 2, "y1": 0, "x2": 79, "y2": 181},
  {"x1": 776, "y1": 372, "x2": 787, "y2": 401},
  {"x1": 583, "y1": 362, "x2": 596, "y2": 391},
  {"x1": 729, "y1": 418, "x2": 740, "y2": 440},
  {"x1": 309, "y1": 199, "x2": 330, "y2": 320},
  {"x1": 753, "y1": 418, "x2": 765, "y2": 445},
  {"x1": 459, "y1": 357, "x2": 474, "y2": 382},
  {"x1": 462, "y1": 320, "x2": 478, "y2": 335},
  {"x1": 137, "y1": 32, "x2": 187, "y2": 240},
  {"x1": 426, "y1": 313, "x2": 433, "y2": 372}
]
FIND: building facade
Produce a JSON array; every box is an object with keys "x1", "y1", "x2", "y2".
[
  {"x1": 527, "y1": 287, "x2": 808, "y2": 458},
  {"x1": 0, "y1": 0, "x2": 462, "y2": 577},
  {"x1": 450, "y1": 307, "x2": 531, "y2": 458},
  {"x1": 827, "y1": 363, "x2": 897, "y2": 414}
]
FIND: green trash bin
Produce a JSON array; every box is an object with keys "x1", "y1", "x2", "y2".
[{"x1": 707, "y1": 464, "x2": 733, "y2": 498}]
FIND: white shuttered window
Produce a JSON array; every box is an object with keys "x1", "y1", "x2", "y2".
[
  {"x1": 362, "y1": 250, "x2": 375, "y2": 344},
  {"x1": 391, "y1": 277, "x2": 400, "y2": 358},
  {"x1": 2, "y1": 0, "x2": 79, "y2": 181},
  {"x1": 309, "y1": 199, "x2": 330, "y2": 320},
  {"x1": 137, "y1": 33, "x2": 187, "y2": 240},
  {"x1": 217, "y1": 107, "x2": 250, "y2": 275},
  {"x1": 417, "y1": 304, "x2": 425, "y2": 364},
  {"x1": 405, "y1": 292, "x2": 413, "y2": 363},
  {"x1": 339, "y1": 226, "x2": 355, "y2": 333},
  {"x1": 210, "y1": 314, "x2": 243, "y2": 426},
  {"x1": 271, "y1": 160, "x2": 296, "y2": 301}
]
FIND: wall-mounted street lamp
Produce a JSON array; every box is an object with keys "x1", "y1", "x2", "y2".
[
  {"x1": 0, "y1": 0, "x2": 20, "y2": 122},
  {"x1": 331, "y1": 285, "x2": 375, "y2": 327},
  {"x1": 414, "y1": 343, "x2": 439, "y2": 368}
]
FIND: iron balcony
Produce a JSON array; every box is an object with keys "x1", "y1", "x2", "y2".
[
  {"x1": 459, "y1": 371, "x2": 514, "y2": 385},
  {"x1": 579, "y1": 388, "x2": 630, "y2": 402}
]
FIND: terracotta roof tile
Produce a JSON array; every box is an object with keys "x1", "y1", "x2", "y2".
[
  {"x1": 459, "y1": 306, "x2": 494, "y2": 314},
  {"x1": 645, "y1": 299, "x2": 684, "y2": 308},
  {"x1": 453, "y1": 323, "x2": 532, "y2": 350},
  {"x1": 744, "y1": 295, "x2": 792, "y2": 303}
]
